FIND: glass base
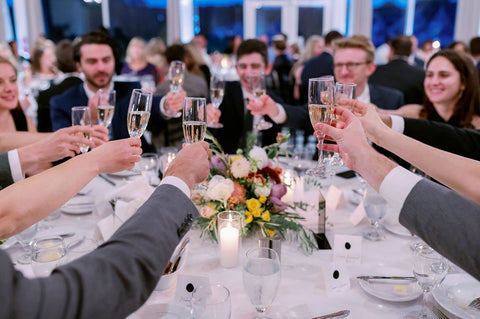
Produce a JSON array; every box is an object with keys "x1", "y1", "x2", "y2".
[
  {"x1": 207, "y1": 122, "x2": 224, "y2": 128},
  {"x1": 363, "y1": 229, "x2": 385, "y2": 241},
  {"x1": 257, "y1": 120, "x2": 273, "y2": 130},
  {"x1": 306, "y1": 166, "x2": 328, "y2": 178},
  {"x1": 17, "y1": 253, "x2": 32, "y2": 264}
]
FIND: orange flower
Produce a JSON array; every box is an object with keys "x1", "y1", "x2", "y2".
[
  {"x1": 228, "y1": 181, "x2": 247, "y2": 206},
  {"x1": 246, "y1": 172, "x2": 266, "y2": 185}
]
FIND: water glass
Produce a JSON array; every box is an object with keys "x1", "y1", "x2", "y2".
[
  {"x1": 243, "y1": 247, "x2": 281, "y2": 318},
  {"x1": 31, "y1": 235, "x2": 67, "y2": 277},
  {"x1": 127, "y1": 89, "x2": 152, "y2": 138},
  {"x1": 71, "y1": 106, "x2": 92, "y2": 154},
  {"x1": 97, "y1": 89, "x2": 116, "y2": 127},
  {"x1": 192, "y1": 284, "x2": 232, "y2": 319},
  {"x1": 138, "y1": 153, "x2": 159, "y2": 186},
  {"x1": 183, "y1": 97, "x2": 207, "y2": 144},
  {"x1": 363, "y1": 186, "x2": 387, "y2": 241},
  {"x1": 15, "y1": 223, "x2": 38, "y2": 264}
]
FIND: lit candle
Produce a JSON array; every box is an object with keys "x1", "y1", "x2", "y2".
[
  {"x1": 219, "y1": 223, "x2": 239, "y2": 268},
  {"x1": 165, "y1": 152, "x2": 176, "y2": 171}
]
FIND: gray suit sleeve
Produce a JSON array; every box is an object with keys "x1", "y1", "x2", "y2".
[
  {"x1": 0, "y1": 152, "x2": 14, "y2": 190},
  {"x1": 0, "y1": 184, "x2": 198, "y2": 319},
  {"x1": 399, "y1": 179, "x2": 480, "y2": 280}
]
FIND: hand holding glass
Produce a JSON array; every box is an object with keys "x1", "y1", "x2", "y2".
[
  {"x1": 248, "y1": 72, "x2": 273, "y2": 131},
  {"x1": 208, "y1": 74, "x2": 225, "y2": 128},
  {"x1": 97, "y1": 89, "x2": 116, "y2": 127},
  {"x1": 71, "y1": 106, "x2": 92, "y2": 154},
  {"x1": 127, "y1": 89, "x2": 152, "y2": 138}
]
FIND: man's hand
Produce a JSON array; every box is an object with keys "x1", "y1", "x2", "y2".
[
  {"x1": 246, "y1": 94, "x2": 279, "y2": 118},
  {"x1": 88, "y1": 138, "x2": 142, "y2": 174},
  {"x1": 164, "y1": 141, "x2": 210, "y2": 190},
  {"x1": 165, "y1": 88, "x2": 187, "y2": 114},
  {"x1": 91, "y1": 125, "x2": 109, "y2": 147},
  {"x1": 206, "y1": 103, "x2": 221, "y2": 124}
]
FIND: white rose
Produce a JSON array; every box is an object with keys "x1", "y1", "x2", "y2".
[
  {"x1": 207, "y1": 176, "x2": 234, "y2": 201},
  {"x1": 254, "y1": 184, "x2": 271, "y2": 197},
  {"x1": 231, "y1": 157, "x2": 250, "y2": 178},
  {"x1": 249, "y1": 146, "x2": 268, "y2": 169}
]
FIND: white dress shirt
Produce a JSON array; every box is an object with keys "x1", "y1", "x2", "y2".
[
  {"x1": 159, "y1": 176, "x2": 190, "y2": 198},
  {"x1": 7, "y1": 149, "x2": 24, "y2": 182}
]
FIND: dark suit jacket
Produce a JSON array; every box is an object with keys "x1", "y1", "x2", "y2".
[
  {"x1": 369, "y1": 59, "x2": 425, "y2": 105},
  {"x1": 299, "y1": 52, "x2": 334, "y2": 104},
  {"x1": 37, "y1": 76, "x2": 83, "y2": 132},
  {"x1": 50, "y1": 81, "x2": 161, "y2": 152},
  {"x1": 400, "y1": 179, "x2": 480, "y2": 280},
  {"x1": 0, "y1": 152, "x2": 13, "y2": 190},
  {"x1": 0, "y1": 184, "x2": 198, "y2": 318},
  {"x1": 210, "y1": 81, "x2": 281, "y2": 154},
  {"x1": 369, "y1": 83, "x2": 404, "y2": 110}
]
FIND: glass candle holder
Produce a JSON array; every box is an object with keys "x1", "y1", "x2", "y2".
[{"x1": 217, "y1": 210, "x2": 242, "y2": 268}]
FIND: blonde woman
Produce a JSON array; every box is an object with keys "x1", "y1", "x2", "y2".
[{"x1": 121, "y1": 37, "x2": 159, "y2": 84}]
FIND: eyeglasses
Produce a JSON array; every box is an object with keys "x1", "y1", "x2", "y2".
[{"x1": 334, "y1": 62, "x2": 368, "y2": 70}]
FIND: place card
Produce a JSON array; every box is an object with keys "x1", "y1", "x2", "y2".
[
  {"x1": 326, "y1": 185, "x2": 346, "y2": 213},
  {"x1": 349, "y1": 201, "x2": 367, "y2": 226},
  {"x1": 333, "y1": 234, "x2": 362, "y2": 263},
  {"x1": 174, "y1": 275, "x2": 211, "y2": 306},
  {"x1": 318, "y1": 263, "x2": 351, "y2": 295}
]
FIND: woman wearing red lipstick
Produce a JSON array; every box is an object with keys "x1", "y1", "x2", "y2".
[
  {"x1": 385, "y1": 49, "x2": 480, "y2": 129},
  {"x1": 0, "y1": 56, "x2": 36, "y2": 133}
]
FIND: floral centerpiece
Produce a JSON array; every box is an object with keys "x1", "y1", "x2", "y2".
[{"x1": 192, "y1": 133, "x2": 318, "y2": 254}]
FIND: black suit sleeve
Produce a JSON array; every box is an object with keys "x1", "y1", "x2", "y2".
[{"x1": 403, "y1": 118, "x2": 480, "y2": 160}]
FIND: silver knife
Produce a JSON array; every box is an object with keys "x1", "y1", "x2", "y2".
[
  {"x1": 357, "y1": 275, "x2": 416, "y2": 281},
  {"x1": 312, "y1": 309, "x2": 350, "y2": 319}
]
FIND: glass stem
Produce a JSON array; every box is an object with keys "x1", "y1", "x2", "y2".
[
  {"x1": 316, "y1": 138, "x2": 325, "y2": 169},
  {"x1": 420, "y1": 289, "x2": 429, "y2": 317}
]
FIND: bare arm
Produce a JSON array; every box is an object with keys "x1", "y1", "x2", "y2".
[
  {"x1": 0, "y1": 132, "x2": 49, "y2": 152},
  {"x1": 0, "y1": 138, "x2": 142, "y2": 238}
]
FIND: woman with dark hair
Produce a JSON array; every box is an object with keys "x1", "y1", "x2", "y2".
[
  {"x1": 387, "y1": 49, "x2": 480, "y2": 129},
  {"x1": 31, "y1": 41, "x2": 57, "y2": 80},
  {"x1": 0, "y1": 56, "x2": 36, "y2": 132}
]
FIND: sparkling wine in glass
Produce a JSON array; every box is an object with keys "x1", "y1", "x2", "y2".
[
  {"x1": 127, "y1": 89, "x2": 152, "y2": 138},
  {"x1": 363, "y1": 186, "x2": 387, "y2": 241},
  {"x1": 410, "y1": 243, "x2": 449, "y2": 318},
  {"x1": 97, "y1": 89, "x2": 116, "y2": 127},
  {"x1": 243, "y1": 247, "x2": 281, "y2": 318},
  {"x1": 71, "y1": 106, "x2": 92, "y2": 154},
  {"x1": 169, "y1": 60, "x2": 185, "y2": 93},
  {"x1": 306, "y1": 76, "x2": 335, "y2": 178},
  {"x1": 208, "y1": 73, "x2": 225, "y2": 128},
  {"x1": 182, "y1": 97, "x2": 207, "y2": 144},
  {"x1": 248, "y1": 72, "x2": 273, "y2": 131}
]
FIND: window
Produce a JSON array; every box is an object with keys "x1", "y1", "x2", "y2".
[
  {"x1": 298, "y1": 7, "x2": 323, "y2": 40},
  {"x1": 372, "y1": 0, "x2": 407, "y2": 47},
  {"x1": 413, "y1": 0, "x2": 457, "y2": 48},
  {"x1": 255, "y1": 7, "x2": 281, "y2": 39}
]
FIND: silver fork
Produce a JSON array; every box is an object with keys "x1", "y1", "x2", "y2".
[
  {"x1": 430, "y1": 305, "x2": 449, "y2": 319},
  {"x1": 468, "y1": 297, "x2": 480, "y2": 311}
]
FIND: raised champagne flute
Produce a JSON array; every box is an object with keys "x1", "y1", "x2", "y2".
[
  {"x1": 97, "y1": 89, "x2": 116, "y2": 127},
  {"x1": 249, "y1": 72, "x2": 273, "y2": 131},
  {"x1": 127, "y1": 89, "x2": 152, "y2": 138},
  {"x1": 208, "y1": 73, "x2": 225, "y2": 128},
  {"x1": 306, "y1": 76, "x2": 335, "y2": 177},
  {"x1": 71, "y1": 106, "x2": 92, "y2": 154},
  {"x1": 330, "y1": 82, "x2": 356, "y2": 167},
  {"x1": 183, "y1": 97, "x2": 207, "y2": 144},
  {"x1": 165, "y1": 60, "x2": 185, "y2": 118}
]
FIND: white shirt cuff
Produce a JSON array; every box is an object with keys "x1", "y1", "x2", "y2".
[
  {"x1": 379, "y1": 166, "x2": 422, "y2": 220},
  {"x1": 160, "y1": 176, "x2": 190, "y2": 198},
  {"x1": 270, "y1": 103, "x2": 287, "y2": 124},
  {"x1": 159, "y1": 96, "x2": 170, "y2": 118},
  {"x1": 8, "y1": 149, "x2": 24, "y2": 182},
  {"x1": 390, "y1": 115, "x2": 405, "y2": 133}
]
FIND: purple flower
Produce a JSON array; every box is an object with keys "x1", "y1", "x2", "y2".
[
  {"x1": 270, "y1": 196, "x2": 288, "y2": 212},
  {"x1": 210, "y1": 156, "x2": 226, "y2": 173},
  {"x1": 270, "y1": 184, "x2": 287, "y2": 199}
]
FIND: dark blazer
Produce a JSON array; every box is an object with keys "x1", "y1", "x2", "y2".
[
  {"x1": 369, "y1": 58, "x2": 425, "y2": 105},
  {"x1": 400, "y1": 179, "x2": 480, "y2": 280},
  {"x1": 299, "y1": 52, "x2": 334, "y2": 104},
  {"x1": 50, "y1": 81, "x2": 161, "y2": 152},
  {"x1": 0, "y1": 184, "x2": 198, "y2": 318},
  {"x1": 37, "y1": 76, "x2": 83, "y2": 132},
  {"x1": 0, "y1": 152, "x2": 13, "y2": 190},
  {"x1": 210, "y1": 81, "x2": 281, "y2": 154},
  {"x1": 369, "y1": 83, "x2": 404, "y2": 110}
]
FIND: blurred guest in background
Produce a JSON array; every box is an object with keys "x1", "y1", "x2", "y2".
[
  {"x1": 121, "y1": 37, "x2": 159, "y2": 85},
  {"x1": 469, "y1": 36, "x2": 480, "y2": 81},
  {"x1": 31, "y1": 40, "x2": 57, "y2": 80},
  {"x1": 191, "y1": 34, "x2": 212, "y2": 68},
  {"x1": 448, "y1": 41, "x2": 468, "y2": 53},
  {"x1": 145, "y1": 37, "x2": 168, "y2": 84}
]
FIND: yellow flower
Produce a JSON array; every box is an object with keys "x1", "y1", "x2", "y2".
[
  {"x1": 261, "y1": 210, "x2": 270, "y2": 221},
  {"x1": 265, "y1": 229, "x2": 276, "y2": 237},
  {"x1": 246, "y1": 198, "x2": 261, "y2": 211},
  {"x1": 259, "y1": 196, "x2": 267, "y2": 203},
  {"x1": 231, "y1": 155, "x2": 243, "y2": 162},
  {"x1": 252, "y1": 208, "x2": 262, "y2": 218},
  {"x1": 207, "y1": 203, "x2": 216, "y2": 209},
  {"x1": 244, "y1": 212, "x2": 253, "y2": 224}
]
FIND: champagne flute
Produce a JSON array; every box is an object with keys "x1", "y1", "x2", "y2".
[
  {"x1": 410, "y1": 243, "x2": 449, "y2": 318},
  {"x1": 330, "y1": 82, "x2": 356, "y2": 168},
  {"x1": 208, "y1": 73, "x2": 225, "y2": 128},
  {"x1": 243, "y1": 247, "x2": 281, "y2": 318},
  {"x1": 363, "y1": 185, "x2": 387, "y2": 241},
  {"x1": 127, "y1": 89, "x2": 152, "y2": 138},
  {"x1": 182, "y1": 97, "x2": 207, "y2": 144},
  {"x1": 71, "y1": 106, "x2": 92, "y2": 154},
  {"x1": 165, "y1": 60, "x2": 185, "y2": 118},
  {"x1": 249, "y1": 72, "x2": 273, "y2": 131},
  {"x1": 305, "y1": 76, "x2": 334, "y2": 177},
  {"x1": 97, "y1": 89, "x2": 116, "y2": 127}
]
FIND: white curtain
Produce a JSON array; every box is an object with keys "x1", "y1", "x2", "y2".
[
  {"x1": 13, "y1": 0, "x2": 44, "y2": 52},
  {"x1": 454, "y1": 0, "x2": 480, "y2": 42},
  {"x1": 350, "y1": 0, "x2": 372, "y2": 38},
  {"x1": 0, "y1": 0, "x2": 14, "y2": 42}
]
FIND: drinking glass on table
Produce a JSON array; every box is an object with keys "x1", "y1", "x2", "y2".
[
  {"x1": 243, "y1": 247, "x2": 281, "y2": 318},
  {"x1": 15, "y1": 223, "x2": 38, "y2": 264},
  {"x1": 183, "y1": 97, "x2": 207, "y2": 144},
  {"x1": 127, "y1": 89, "x2": 152, "y2": 138},
  {"x1": 306, "y1": 76, "x2": 335, "y2": 178},
  {"x1": 208, "y1": 74, "x2": 225, "y2": 128},
  {"x1": 138, "y1": 153, "x2": 160, "y2": 186},
  {"x1": 363, "y1": 185, "x2": 387, "y2": 241},
  {"x1": 71, "y1": 106, "x2": 92, "y2": 154},
  {"x1": 97, "y1": 89, "x2": 116, "y2": 127},
  {"x1": 248, "y1": 72, "x2": 273, "y2": 131},
  {"x1": 409, "y1": 243, "x2": 448, "y2": 318},
  {"x1": 191, "y1": 284, "x2": 232, "y2": 319},
  {"x1": 165, "y1": 60, "x2": 185, "y2": 118},
  {"x1": 31, "y1": 235, "x2": 67, "y2": 277}
]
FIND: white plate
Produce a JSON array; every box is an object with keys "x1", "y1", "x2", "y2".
[
  {"x1": 433, "y1": 273, "x2": 480, "y2": 318},
  {"x1": 61, "y1": 196, "x2": 94, "y2": 215},
  {"x1": 357, "y1": 277, "x2": 422, "y2": 302},
  {"x1": 108, "y1": 169, "x2": 140, "y2": 177},
  {"x1": 383, "y1": 218, "x2": 412, "y2": 237}
]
